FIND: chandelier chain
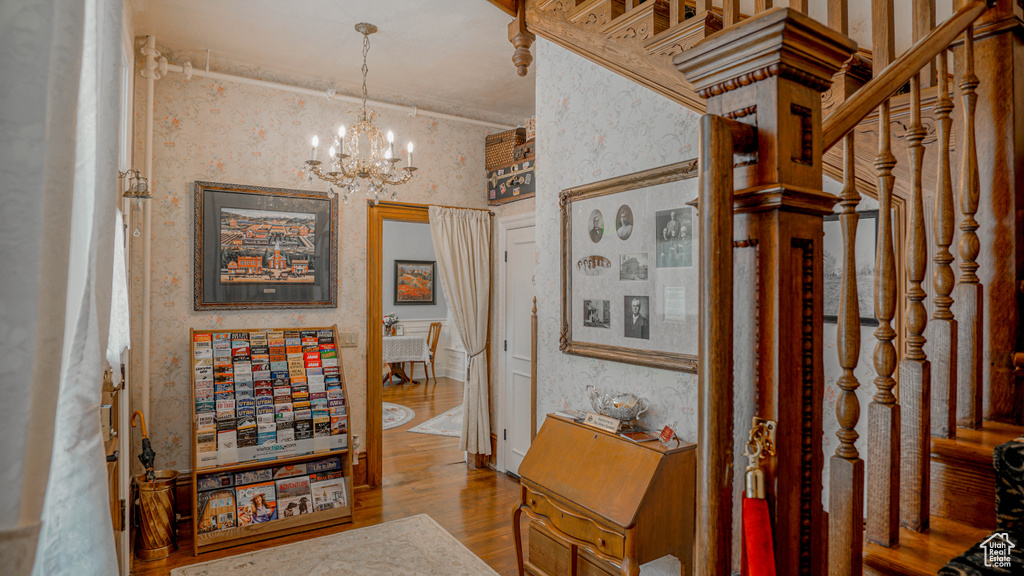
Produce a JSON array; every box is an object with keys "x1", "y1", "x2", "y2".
[{"x1": 361, "y1": 32, "x2": 370, "y2": 121}]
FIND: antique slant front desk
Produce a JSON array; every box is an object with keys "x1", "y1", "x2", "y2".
[{"x1": 513, "y1": 415, "x2": 696, "y2": 576}]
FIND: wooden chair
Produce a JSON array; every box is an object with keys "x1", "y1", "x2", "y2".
[{"x1": 412, "y1": 322, "x2": 442, "y2": 384}]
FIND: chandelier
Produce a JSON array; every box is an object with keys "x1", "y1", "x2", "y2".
[{"x1": 304, "y1": 23, "x2": 417, "y2": 205}]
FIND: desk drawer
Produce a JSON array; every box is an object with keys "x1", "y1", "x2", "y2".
[{"x1": 524, "y1": 487, "x2": 624, "y2": 560}]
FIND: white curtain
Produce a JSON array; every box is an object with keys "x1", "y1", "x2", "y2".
[
  {"x1": 0, "y1": 1, "x2": 123, "y2": 574},
  {"x1": 428, "y1": 207, "x2": 492, "y2": 456}
]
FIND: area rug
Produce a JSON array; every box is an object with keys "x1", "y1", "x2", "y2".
[
  {"x1": 383, "y1": 402, "x2": 415, "y2": 430},
  {"x1": 408, "y1": 404, "x2": 462, "y2": 437},
  {"x1": 170, "y1": 514, "x2": 499, "y2": 576}
]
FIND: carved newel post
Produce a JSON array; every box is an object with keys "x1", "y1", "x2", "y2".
[{"x1": 676, "y1": 9, "x2": 855, "y2": 576}]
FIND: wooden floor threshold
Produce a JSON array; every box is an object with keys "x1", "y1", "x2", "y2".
[{"x1": 863, "y1": 515, "x2": 992, "y2": 576}]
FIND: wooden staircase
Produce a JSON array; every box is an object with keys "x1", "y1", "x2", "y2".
[
  {"x1": 862, "y1": 421, "x2": 1024, "y2": 575},
  {"x1": 488, "y1": 0, "x2": 1024, "y2": 574}
]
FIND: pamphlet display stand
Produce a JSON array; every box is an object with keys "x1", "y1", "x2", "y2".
[{"x1": 188, "y1": 325, "x2": 353, "y2": 555}]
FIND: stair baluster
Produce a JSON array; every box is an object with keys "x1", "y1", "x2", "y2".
[
  {"x1": 931, "y1": 48, "x2": 958, "y2": 439},
  {"x1": 827, "y1": 0, "x2": 867, "y2": 570},
  {"x1": 830, "y1": 133, "x2": 866, "y2": 576},
  {"x1": 898, "y1": 0, "x2": 933, "y2": 533},
  {"x1": 866, "y1": 0, "x2": 901, "y2": 549},
  {"x1": 955, "y1": 24, "x2": 983, "y2": 430},
  {"x1": 723, "y1": 0, "x2": 740, "y2": 27}
]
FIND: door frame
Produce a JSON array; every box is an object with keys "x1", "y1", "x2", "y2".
[
  {"x1": 495, "y1": 211, "x2": 535, "y2": 474},
  {"x1": 366, "y1": 201, "x2": 430, "y2": 487},
  {"x1": 366, "y1": 201, "x2": 495, "y2": 485}
]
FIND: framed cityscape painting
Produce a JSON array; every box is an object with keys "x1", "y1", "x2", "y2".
[
  {"x1": 560, "y1": 159, "x2": 699, "y2": 373},
  {"x1": 394, "y1": 260, "x2": 436, "y2": 305},
  {"x1": 193, "y1": 181, "x2": 338, "y2": 310}
]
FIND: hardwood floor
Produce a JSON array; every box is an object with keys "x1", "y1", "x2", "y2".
[{"x1": 133, "y1": 377, "x2": 522, "y2": 575}]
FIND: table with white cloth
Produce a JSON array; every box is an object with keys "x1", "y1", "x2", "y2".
[{"x1": 382, "y1": 335, "x2": 430, "y2": 385}]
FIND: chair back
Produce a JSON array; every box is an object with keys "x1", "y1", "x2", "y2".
[{"x1": 427, "y1": 322, "x2": 442, "y2": 356}]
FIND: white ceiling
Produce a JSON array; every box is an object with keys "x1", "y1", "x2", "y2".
[{"x1": 133, "y1": 0, "x2": 535, "y2": 124}]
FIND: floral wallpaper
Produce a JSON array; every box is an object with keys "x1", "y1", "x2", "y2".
[
  {"x1": 533, "y1": 38, "x2": 701, "y2": 576},
  {"x1": 533, "y1": 39, "x2": 702, "y2": 445},
  {"x1": 534, "y1": 41, "x2": 880, "y2": 523},
  {"x1": 131, "y1": 51, "x2": 494, "y2": 471}
]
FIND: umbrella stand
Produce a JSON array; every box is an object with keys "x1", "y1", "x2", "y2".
[{"x1": 131, "y1": 410, "x2": 178, "y2": 560}]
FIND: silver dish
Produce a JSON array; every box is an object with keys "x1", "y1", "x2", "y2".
[{"x1": 586, "y1": 385, "x2": 649, "y2": 421}]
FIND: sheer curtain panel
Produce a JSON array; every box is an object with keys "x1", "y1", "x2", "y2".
[
  {"x1": 0, "y1": 1, "x2": 123, "y2": 574},
  {"x1": 428, "y1": 207, "x2": 492, "y2": 456}
]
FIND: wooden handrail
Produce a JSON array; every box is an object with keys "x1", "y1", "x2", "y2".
[{"x1": 822, "y1": 0, "x2": 988, "y2": 152}]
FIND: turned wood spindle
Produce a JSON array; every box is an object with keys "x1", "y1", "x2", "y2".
[
  {"x1": 866, "y1": 0, "x2": 900, "y2": 548},
  {"x1": 931, "y1": 49, "x2": 958, "y2": 439},
  {"x1": 723, "y1": 0, "x2": 740, "y2": 27},
  {"x1": 830, "y1": 129, "x2": 865, "y2": 576},
  {"x1": 955, "y1": 24, "x2": 983, "y2": 430},
  {"x1": 826, "y1": 2, "x2": 866, "y2": 573},
  {"x1": 755, "y1": 0, "x2": 774, "y2": 14},
  {"x1": 898, "y1": 23, "x2": 931, "y2": 531}
]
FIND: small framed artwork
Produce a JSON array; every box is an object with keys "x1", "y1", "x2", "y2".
[
  {"x1": 822, "y1": 210, "x2": 879, "y2": 326},
  {"x1": 193, "y1": 181, "x2": 337, "y2": 310},
  {"x1": 560, "y1": 159, "x2": 699, "y2": 373},
  {"x1": 394, "y1": 325, "x2": 405, "y2": 336},
  {"x1": 394, "y1": 260, "x2": 437, "y2": 305}
]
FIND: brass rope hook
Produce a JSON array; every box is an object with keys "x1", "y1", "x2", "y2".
[{"x1": 742, "y1": 417, "x2": 777, "y2": 499}]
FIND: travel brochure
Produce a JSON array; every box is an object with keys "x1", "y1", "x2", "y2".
[{"x1": 193, "y1": 329, "x2": 347, "y2": 467}]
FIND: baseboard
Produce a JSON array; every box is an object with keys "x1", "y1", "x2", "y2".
[
  {"x1": 175, "y1": 474, "x2": 192, "y2": 519},
  {"x1": 490, "y1": 433, "x2": 498, "y2": 468},
  {"x1": 352, "y1": 458, "x2": 368, "y2": 489}
]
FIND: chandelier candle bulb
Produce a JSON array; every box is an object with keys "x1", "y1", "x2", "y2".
[
  {"x1": 407, "y1": 142, "x2": 413, "y2": 168},
  {"x1": 311, "y1": 135, "x2": 318, "y2": 161},
  {"x1": 386, "y1": 130, "x2": 394, "y2": 143}
]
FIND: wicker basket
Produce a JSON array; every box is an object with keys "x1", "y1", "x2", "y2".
[{"x1": 485, "y1": 128, "x2": 526, "y2": 170}]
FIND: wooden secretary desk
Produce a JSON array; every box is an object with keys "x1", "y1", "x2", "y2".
[{"x1": 512, "y1": 415, "x2": 696, "y2": 576}]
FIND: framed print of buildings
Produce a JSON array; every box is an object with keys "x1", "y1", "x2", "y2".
[{"x1": 193, "y1": 181, "x2": 338, "y2": 310}]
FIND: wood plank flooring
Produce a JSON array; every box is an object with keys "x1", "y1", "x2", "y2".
[{"x1": 133, "y1": 377, "x2": 522, "y2": 575}]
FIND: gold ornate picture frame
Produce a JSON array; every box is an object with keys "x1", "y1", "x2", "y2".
[{"x1": 560, "y1": 159, "x2": 699, "y2": 373}]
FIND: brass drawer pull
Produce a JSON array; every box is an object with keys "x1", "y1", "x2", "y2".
[{"x1": 597, "y1": 537, "x2": 606, "y2": 547}]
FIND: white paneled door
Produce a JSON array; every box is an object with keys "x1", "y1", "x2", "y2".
[{"x1": 503, "y1": 224, "x2": 535, "y2": 475}]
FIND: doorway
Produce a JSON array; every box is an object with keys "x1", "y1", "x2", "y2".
[
  {"x1": 366, "y1": 201, "x2": 472, "y2": 487},
  {"x1": 497, "y1": 213, "x2": 535, "y2": 475}
]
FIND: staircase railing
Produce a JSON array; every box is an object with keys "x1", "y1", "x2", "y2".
[{"x1": 676, "y1": 0, "x2": 994, "y2": 574}]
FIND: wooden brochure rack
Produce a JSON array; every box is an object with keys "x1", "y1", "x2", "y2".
[{"x1": 188, "y1": 325, "x2": 353, "y2": 555}]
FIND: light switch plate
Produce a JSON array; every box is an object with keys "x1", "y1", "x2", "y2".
[{"x1": 338, "y1": 332, "x2": 358, "y2": 347}]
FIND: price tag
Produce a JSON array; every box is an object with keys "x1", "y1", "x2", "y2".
[{"x1": 583, "y1": 412, "x2": 621, "y2": 432}]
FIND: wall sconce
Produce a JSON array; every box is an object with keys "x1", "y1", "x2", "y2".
[{"x1": 120, "y1": 169, "x2": 151, "y2": 237}]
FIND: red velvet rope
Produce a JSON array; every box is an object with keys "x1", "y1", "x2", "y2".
[{"x1": 742, "y1": 493, "x2": 776, "y2": 576}]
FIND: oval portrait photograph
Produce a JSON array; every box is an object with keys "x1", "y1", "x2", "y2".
[{"x1": 615, "y1": 204, "x2": 634, "y2": 240}]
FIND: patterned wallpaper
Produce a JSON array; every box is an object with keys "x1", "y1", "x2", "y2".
[
  {"x1": 131, "y1": 62, "x2": 493, "y2": 471},
  {"x1": 533, "y1": 39, "x2": 702, "y2": 445},
  {"x1": 533, "y1": 41, "x2": 877, "y2": 520}
]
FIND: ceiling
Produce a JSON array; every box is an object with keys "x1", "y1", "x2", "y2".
[{"x1": 133, "y1": 0, "x2": 535, "y2": 124}]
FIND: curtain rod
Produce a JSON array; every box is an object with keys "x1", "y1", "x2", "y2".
[
  {"x1": 368, "y1": 199, "x2": 495, "y2": 216},
  {"x1": 163, "y1": 61, "x2": 517, "y2": 131}
]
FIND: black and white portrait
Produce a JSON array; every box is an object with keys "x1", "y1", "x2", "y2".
[
  {"x1": 588, "y1": 209, "x2": 604, "y2": 243},
  {"x1": 615, "y1": 205, "x2": 634, "y2": 240},
  {"x1": 623, "y1": 295, "x2": 650, "y2": 339},
  {"x1": 656, "y1": 207, "x2": 693, "y2": 268},
  {"x1": 619, "y1": 253, "x2": 649, "y2": 281},
  {"x1": 583, "y1": 299, "x2": 611, "y2": 328}
]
